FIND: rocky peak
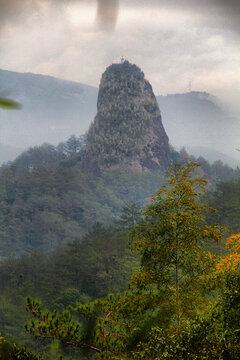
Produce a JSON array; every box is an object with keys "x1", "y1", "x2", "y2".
[{"x1": 81, "y1": 60, "x2": 171, "y2": 174}]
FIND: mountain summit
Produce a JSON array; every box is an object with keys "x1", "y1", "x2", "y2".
[{"x1": 81, "y1": 60, "x2": 171, "y2": 174}]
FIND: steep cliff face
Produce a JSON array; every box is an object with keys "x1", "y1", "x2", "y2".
[{"x1": 81, "y1": 60, "x2": 171, "y2": 174}]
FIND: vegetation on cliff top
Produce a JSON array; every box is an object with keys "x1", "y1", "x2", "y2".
[{"x1": 103, "y1": 60, "x2": 145, "y2": 82}]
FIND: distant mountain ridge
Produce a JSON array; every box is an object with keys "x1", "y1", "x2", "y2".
[
  {"x1": 0, "y1": 67, "x2": 239, "y2": 166},
  {"x1": 183, "y1": 145, "x2": 239, "y2": 168},
  {"x1": 0, "y1": 143, "x2": 23, "y2": 164},
  {"x1": 0, "y1": 68, "x2": 98, "y2": 148},
  {"x1": 157, "y1": 92, "x2": 239, "y2": 162}
]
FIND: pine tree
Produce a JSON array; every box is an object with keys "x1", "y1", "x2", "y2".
[
  {"x1": 25, "y1": 162, "x2": 224, "y2": 359},
  {"x1": 130, "y1": 162, "x2": 223, "y2": 334}
]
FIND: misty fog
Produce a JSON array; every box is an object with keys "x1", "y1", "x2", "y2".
[
  {"x1": 0, "y1": 68, "x2": 239, "y2": 167},
  {"x1": 0, "y1": 0, "x2": 239, "y2": 165}
]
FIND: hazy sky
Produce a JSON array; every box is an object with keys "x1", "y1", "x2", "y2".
[{"x1": 0, "y1": 0, "x2": 240, "y2": 111}]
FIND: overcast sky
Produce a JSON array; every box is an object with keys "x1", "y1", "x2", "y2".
[{"x1": 0, "y1": 0, "x2": 240, "y2": 112}]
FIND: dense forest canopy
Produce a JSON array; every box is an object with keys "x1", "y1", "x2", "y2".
[
  {"x1": 0, "y1": 161, "x2": 239, "y2": 359},
  {"x1": 0, "y1": 138, "x2": 239, "y2": 257},
  {"x1": 0, "y1": 63, "x2": 240, "y2": 359}
]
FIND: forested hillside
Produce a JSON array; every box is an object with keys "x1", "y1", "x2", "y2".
[
  {"x1": 0, "y1": 61, "x2": 240, "y2": 360},
  {"x1": 0, "y1": 136, "x2": 239, "y2": 257},
  {"x1": 1, "y1": 163, "x2": 240, "y2": 359}
]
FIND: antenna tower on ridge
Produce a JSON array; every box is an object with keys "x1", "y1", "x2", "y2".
[{"x1": 188, "y1": 80, "x2": 192, "y2": 92}]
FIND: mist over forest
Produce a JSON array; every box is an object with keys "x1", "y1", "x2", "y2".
[
  {"x1": 0, "y1": 68, "x2": 239, "y2": 167},
  {"x1": 0, "y1": 1, "x2": 240, "y2": 359}
]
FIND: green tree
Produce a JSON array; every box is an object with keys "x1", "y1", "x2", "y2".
[
  {"x1": 206, "y1": 180, "x2": 240, "y2": 233},
  {"x1": 116, "y1": 201, "x2": 142, "y2": 228},
  {"x1": 130, "y1": 162, "x2": 223, "y2": 335},
  {"x1": 25, "y1": 163, "x2": 224, "y2": 359},
  {"x1": 57, "y1": 135, "x2": 86, "y2": 158},
  {"x1": 0, "y1": 337, "x2": 42, "y2": 360}
]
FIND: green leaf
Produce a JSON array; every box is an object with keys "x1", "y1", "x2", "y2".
[{"x1": 0, "y1": 97, "x2": 21, "y2": 109}]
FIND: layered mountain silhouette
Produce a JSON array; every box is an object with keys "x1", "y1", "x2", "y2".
[
  {"x1": 0, "y1": 66, "x2": 239, "y2": 166},
  {"x1": 0, "y1": 68, "x2": 98, "y2": 149}
]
